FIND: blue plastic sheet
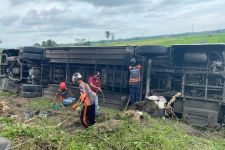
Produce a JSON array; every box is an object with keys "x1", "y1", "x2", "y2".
[{"x1": 62, "y1": 97, "x2": 76, "y2": 106}]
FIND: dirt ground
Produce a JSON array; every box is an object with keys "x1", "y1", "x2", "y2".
[
  {"x1": 0, "y1": 94, "x2": 223, "y2": 133},
  {"x1": 1, "y1": 93, "x2": 225, "y2": 149}
]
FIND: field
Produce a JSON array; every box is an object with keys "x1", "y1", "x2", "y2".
[
  {"x1": 1, "y1": 91, "x2": 225, "y2": 150},
  {"x1": 94, "y1": 33, "x2": 225, "y2": 46}
]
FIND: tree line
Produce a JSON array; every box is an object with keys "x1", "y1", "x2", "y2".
[
  {"x1": 33, "y1": 38, "x2": 92, "y2": 47},
  {"x1": 0, "y1": 30, "x2": 116, "y2": 48}
]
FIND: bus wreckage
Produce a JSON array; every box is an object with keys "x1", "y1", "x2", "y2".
[{"x1": 1, "y1": 44, "x2": 225, "y2": 127}]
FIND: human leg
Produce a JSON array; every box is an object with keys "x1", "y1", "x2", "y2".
[{"x1": 95, "y1": 95, "x2": 99, "y2": 116}]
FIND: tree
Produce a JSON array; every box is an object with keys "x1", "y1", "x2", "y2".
[
  {"x1": 111, "y1": 33, "x2": 115, "y2": 41},
  {"x1": 0, "y1": 39, "x2": 2, "y2": 44},
  {"x1": 47, "y1": 39, "x2": 54, "y2": 47},
  {"x1": 41, "y1": 39, "x2": 57, "y2": 47},
  {"x1": 105, "y1": 31, "x2": 110, "y2": 40},
  {"x1": 33, "y1": 43, "x2": 41, "y2": 47},
  {"x1": 75, "y1": 39, "x2": 91, "y2": 46},
  {"x1": 42, "y1": 41, "x2": 47, "y2": 47}
]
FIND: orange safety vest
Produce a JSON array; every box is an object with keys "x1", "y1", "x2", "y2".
[
  {"x1": 129, "y1": 64, "x2": 141, "y2": 83},
  {"x1": 79, "y1": 82, "x2": 95, "y2": 106},
  {"x1": 79, "y1": 92, "x2": 91, "y2": 107}
]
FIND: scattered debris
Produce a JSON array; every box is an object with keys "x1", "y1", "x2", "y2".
[
  {"x1": 24, "y1": 111, "x2": 33, "y2": 120},
  {"x1": 123, "y1": 110, "x2": 144, "y2": 122},
  {"x1": 33, "y1": 140, "x2": 57, "y2": 150},
  {"x1": 96, "y1": 112, "x2": 110, "y2": 123},
  {"x1": 24, "y1": 110, "x2": 56, "y2": 121},
  {"x1": 129, "y1": 93, "x2": 182, "y2": 119},
  {"x1": 146, "y1": 95, "x2": 167, "y2": 109},
  {"x1": 0, "y1": 137, "x2": 11, "y2": 150},
  {"x1": 95, "y1": 119, "x2": 121, "y2": 133},
  {"x1": 38, "y1": 111, "x2": 51, "y2": 118},
  {"x1": 10, "y1": 115, "x2": 18, "y2": 119},
  {"x1": 0, "y1": 102, "x2": 9, "y2": 114},
  {"x1": 129, "y1": 99, "x2": 164, "y2": 117},
  {"x1": 165, "y1": 93, "x2": 182, "y2": 118}
]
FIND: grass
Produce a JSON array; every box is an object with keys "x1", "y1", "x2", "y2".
[
  {"x1": 94, "y1": 33, "x2": 225, "y2": 47},
  {"x1": 0, "y1": 91, "x2": 225, "y2": 149},
  {"x1": 0, "y1": 91, "x2": 17, "y2": 97}
]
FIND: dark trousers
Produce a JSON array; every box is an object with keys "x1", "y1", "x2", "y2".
[
  {"x1": 80, "y1": 103, "x2": 95, "y2": 128},
  {"x1": 130, "y1": 83, "x2": 141, "y2": 104}
]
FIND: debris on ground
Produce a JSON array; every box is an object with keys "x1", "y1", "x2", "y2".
[
  {"x1": 33, "y1": 140, "x2": 57, "y2": 150},
  {"x1": 165, "y1": 93, "x2": 181, "y2": 118},
  {"x1": 129, "y1": 93, "x2": 182, "y2": 118},
  {"x1": 146, "y1": 95, "x2": 167, "y2": 109},
  {"x1": 0, "y1": 137, "x2": 11, "y2": 150},
  {"x1": 123, "y1": 110, "x2": 144, "y2": 122},
  {"x1": 37, "y1": 111, "x2": 51, "y2": 118},
  {"x1": 10, "y1": 115, "x2": 18, "y2": 119},
  {"x1": 96, "y1": 112, "x2": 111, "y2": 123},
  {"x1": 24, "y1": 111, "x2": 33, "y2": 120},
  {"x1": 0, "y1": 102, "x2": 9, "y2": 114},
  {"x1": 129, "y1": 99, "x2": 164, "y2": 117},
  {"x1": 24, "y1": 110, "x2": 58, "y2": 121},
  {"x1": 95, "y1": 119, "x2": 121, "y2": 133}
]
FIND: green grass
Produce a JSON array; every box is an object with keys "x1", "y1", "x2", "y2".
[
  {"x1": 94, "y1": 33, "x2": 225, "y2": 47},
  {"x1": 0, "y1": 92, "x2": 225, "y2": 150},
  {"x1": 0, "y1": 91, "x2": 16, "y2": 97}
]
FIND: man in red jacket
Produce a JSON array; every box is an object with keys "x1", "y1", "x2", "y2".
[{"x1": 88, "y1": 71, "x2": 101, "y2": 116}]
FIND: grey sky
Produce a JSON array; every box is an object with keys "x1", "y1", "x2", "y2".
[{"x1": 0, "y1": 0, "x2": 225, "y2": 48}]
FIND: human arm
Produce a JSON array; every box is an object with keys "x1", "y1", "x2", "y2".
[
  {"x1": 60, "y1": 102, "x2": 66, "y2": 109},
  {"x1": 89, "y1": 82, "x2": 101, "y2": 92},
  {"x1": 88, "y1": 77, "x2": 101, "y2": 92},
  {"x1": 71, "y1": 92, "x2": 85, "y2": 110},
  {"x1": 53, "y1": 90, "x2": 59, "y2": 106},
  {"x1": 67, "y1": 89, "x2": 75, "y2": 97}
]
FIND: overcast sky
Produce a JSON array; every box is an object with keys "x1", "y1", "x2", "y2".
[{"x1": 0, "y1": 0, "x2": 225, "y2": 48}]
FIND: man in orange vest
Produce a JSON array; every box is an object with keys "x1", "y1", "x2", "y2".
[
  {"x1": 71, "y1": 72, "x2": 96, "y2": 128},
  {"x1": 129, "y1": 58, "x2": 142, "y2": 104}
]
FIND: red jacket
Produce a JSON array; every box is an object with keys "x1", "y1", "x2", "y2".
[{"x1": 88, "y1": 76, "x2": 101, "y2": 93}]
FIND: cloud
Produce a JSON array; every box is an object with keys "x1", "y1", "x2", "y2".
[
  {"x1": 0, "y1": 14, "x2": 19, "y2": 25},
  {"x1": 75, "y1": 0, "x2": 141, "y2": 7},
  {"x1": 0, "y1": 0, "x2": 225, "y2": 48},
  {"x1": 10, "y1": 0, "x2": 142, "y2": 7},
  {"x1": 21, "y1": 7, "x2": 99, "y2": 33}
]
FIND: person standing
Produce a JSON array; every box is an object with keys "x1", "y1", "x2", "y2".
[
  {"x1": 88, "y1": 71, "x2": 101, "y2": 116},
  {"x1": 71, "y1": 72, "x2": 96, "y2": 128},
  {"x1": 129, "y1": 58, "x2": 142, "y2": 104}
]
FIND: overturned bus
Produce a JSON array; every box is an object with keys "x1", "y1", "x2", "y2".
[{"x1": 0, "y1": 44, "x2": 225, "y2": 127}]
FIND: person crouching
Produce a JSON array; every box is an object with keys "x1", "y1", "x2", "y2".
[{"x1": 53, "y1": 82, "x2": 76, "y2": 109}]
